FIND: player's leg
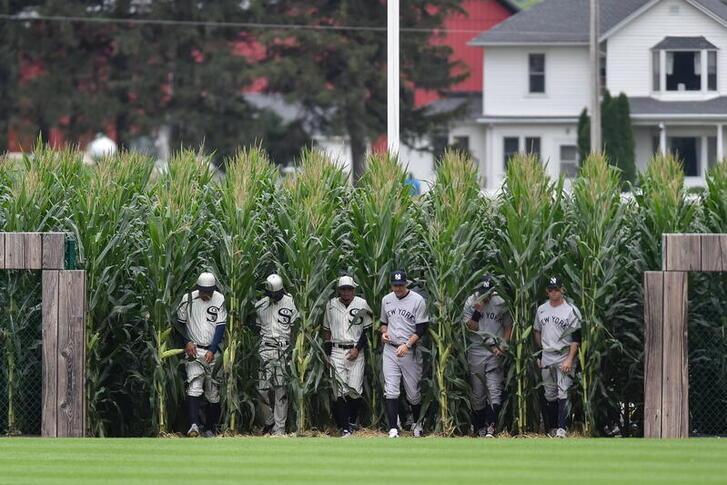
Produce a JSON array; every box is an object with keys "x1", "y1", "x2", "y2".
[
  {"x1": 541, "y1": 366, "x2": 559, "y2": 435},
  {"x1": 257, "y1": 347, "x2": 275, "y2": 433},
  {"x1": 484, "y1": 356, "x2": 505, "y2": 436},
  {"x1": 185, "y1": 355, "x2": 205, "y2": 437},
  {"x1": 271, "y1": 350, "x2": 289, "y2": 435},
  {"x1": 468, "y1": 350, "x2": 488, "y2": 435},
  {"x1": 382, "y1": 345, "x2": 402, "y2": 436},
  {"x1": 347, "y1": 350, "x2": 366, "y2": 431},
  {"x1": 202, "y1": 353, "x2": 221, "y2": 435},
  {"x1": 401, "y1": 348, "x2": 424, "y2": 437},
  {"x1": 556, "y1": 367, "x2": 574, "y2": 436},
  {"x1": 330, "y1": 347, "x2": 349, "y2": 434}
]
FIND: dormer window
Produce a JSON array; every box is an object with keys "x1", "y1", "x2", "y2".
[{"x1": 651, "y1": 36, "x2": 717, "y2": 93}]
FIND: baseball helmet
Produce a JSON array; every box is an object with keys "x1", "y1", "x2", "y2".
[
  {"x1": 265, "y1": 274, "x2": 284, "y2": 292},
  {"x1": 196, "y1": 272, "x2": 217, "y2": 291}
]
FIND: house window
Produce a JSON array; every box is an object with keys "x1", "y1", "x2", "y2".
[
  {"x1": 666, "y1": 51, "x2": 701, "y2": 91},
  {"x1": 504, "y1": 137, "x2": 519, "y2": 168},
  {"x1": 652, "y1": 51, "x2": 661, "y2": 91},
  {"x1": 529, "y1": 54, "x2": 545, "y2": 93},
  {"x1": 452, "y1": 136, "x2": 470, "y2": 152},
  {"x1": 560, "y1": 145, "x2": 578, "y2": 178},
  {"x1": 525, "y1": 137, "x2": 541, "y2": 158},
  {"x1": 708, "y1": 51, "x2": 717, "y2": 91}
]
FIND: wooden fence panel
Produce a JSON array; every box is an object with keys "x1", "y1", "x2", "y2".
[
  {"x1": 42, "y1": 233, "x2": 65, "y2": 269},
  {"x1": 663, "y1": 234, "x2": 701, "y2": 272},
  {"x1": 41, "y1": 271, "x2": 59, "y2": 437},
  {"x1": 5, "y1": 233, "x2": 24, "y2": 269},
  {"x1": 24, "y1": 232, "x2": 42, "y2": 269},
  {"x1": 661, "y1": 271, "x2": 689, "y2": 439},
  {"x1": 644, "y1": 271, "x2": 665, "y2": 438},
  {"x1": 0, "y1": 233, "x2": 5, "y2": 269}
]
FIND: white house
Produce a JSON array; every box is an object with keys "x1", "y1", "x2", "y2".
[{"x1": 469, "y1": 0, "x2": 727, "y2": 190}]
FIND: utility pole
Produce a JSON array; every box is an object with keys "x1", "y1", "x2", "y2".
[
  {"x1": 387, "y1": 0, "x2": 400, "y2": 155},
  {"x1": 590, "y1": 0, "x2": 602, "y2": 151}
]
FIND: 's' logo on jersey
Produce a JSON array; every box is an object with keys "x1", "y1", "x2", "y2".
[
  {"x1": 278, "y1": 308, "x2": 294, "y2": 326},
  {"x1": 206, "y1": 306, "x2": 220, "y2": 322},
  {"x1": 348, "y1": 308, "x2": 363, "y2": 326}
]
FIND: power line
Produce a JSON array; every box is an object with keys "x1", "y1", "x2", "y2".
[{"x1": 0, "y1": 13, "x2": 506, "y2": 34}]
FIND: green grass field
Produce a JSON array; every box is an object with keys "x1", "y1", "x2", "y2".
[{"x1": 1, "y1": 437, "x2": 726, "y2": 484}]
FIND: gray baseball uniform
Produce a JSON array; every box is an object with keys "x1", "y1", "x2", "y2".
[
  {"x1": 323, "y1": 296, "x2": 372, "y2": 398},
  {"x1": 534, "y1": 300, "x2": 581, "y2": 401},
  {"x1": 462, "y1": 293, "x2": 512, "y2": 410},
  {"x1": 255, "y1": 293, "x2": 299, "y2": 433},
  {"x1": 176, "y1": 290, "x2": 228, "y2": 403},
  {"x1": 381, "y1": 290, "x2": 428, "y2": 405}
]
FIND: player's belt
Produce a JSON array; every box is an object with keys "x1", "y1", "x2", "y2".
[
  {"x1": 196, "y1": 344, "x2": 210, "y2": 350},
  {"x1": 333, "y1": 343, "x2": 355, "y2": 349}
]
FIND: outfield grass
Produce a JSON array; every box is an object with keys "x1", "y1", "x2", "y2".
[{"x1": 1, "y1": 437, "x2": 725, "y2": 484}]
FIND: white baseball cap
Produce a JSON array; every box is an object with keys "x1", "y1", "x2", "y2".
[
  {"x1": 196, "y1": 272, "x2": 217, "y2": 290},
  {"x1": 337, "y1": 276, "x2": 357, "y2": 288},
  {"x1": 265, "y1": 274, "x2": 284, "y2": 292}
]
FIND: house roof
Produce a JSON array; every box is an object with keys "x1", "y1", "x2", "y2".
[
  {"x1": 653, "y1": 36, "x2": 718, "y2": 49},
  {"x1": 470, "y1": 0, "x2": 727, "y2": 46},
  {"x1": 629, "y1": 96, "x2": 727, "y2": 116},
  {"x1": 424, "y1": 93, "x2": 481, "y2": 122}
]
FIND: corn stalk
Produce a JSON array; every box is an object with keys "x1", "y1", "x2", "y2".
[
  {"x1": 419, "y1": 150, "x2": 487, "y2": 435},
  {"x1": 274, "y1": 150, "x2": 348, "y2": 432},
  {"x1": 210, "y1": 147, "x2": 278, "y2": 433},
  {"x1": 492, "y1": 153, "x2": 564, "y2": 434}
]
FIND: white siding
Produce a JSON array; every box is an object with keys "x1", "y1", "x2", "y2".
[
  {"x1": 448, "y1": 123, "x2": 487, "y2": 183},
  {"x1": 486, "y1": 123, "x2": 578, "y2": 191},
  {"x1": 607, "y1": 0, "x2": 727, "y2": 97},
  {"x1": 483, "y1": 47, "x2": 590, "y2": 116}
]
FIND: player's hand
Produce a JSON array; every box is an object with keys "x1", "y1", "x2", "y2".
[
  {"x1": 204, "y1": 351, "x2": 214, "y2": 364},
  {"x1": 347, "y1": 348, "x2": 360, "y2": 361},
  {"x1": 537, "y1": 358, "x2": 542, "y2": 369},
  {"x1": 396, "y1": 344, "x2": 409, "y2": 357},
  {"x1": 560, "y1": 358, "x2": 573, "y2": 374},
  {"x1": 382, "y1": 331, "x2": 390, "y2": 344},
  {"x1": 185, "y1": 342, "x2": 197, "y2": 360},
  {"x1": 474, "y1": 302, "x2": 485, "y2": 312},
  {"x1": 493, "y1": 346, "x2": 505, "y2": 357}
]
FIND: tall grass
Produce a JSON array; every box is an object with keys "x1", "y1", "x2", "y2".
[
  {"x1": 211, "y1": 147, "x2": 278, "y2": 432},
  {"x1": 492, "y1": 154, "x2": 564, "y2": 434},
  {"x1": 419, "y1": 150, "x2": 487, "y2": 435},
  {"x1": 274, "y1": 150, "x2": 349, "y2": 431},
  {"x1": 348, "y1": 153, "x2": 415, "y2": 426}
]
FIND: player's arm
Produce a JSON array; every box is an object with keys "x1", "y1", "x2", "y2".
[
  {"x1": 398, "y1": 299, "x2": 429, "y2": 357},
  {"x1": 561, "y1": 309, "x2": 582, "y2": 373},
  {"x1": 176, "y1": 295, "x2": 196, "y2": 359},
  {"x1": 322, "y1": 305, "x2": 332, "y2": 357},
  {"x1": 463, "y1": 298, "x2": 479, "y2": 332},
  {"x1": 380, "y1": 300, "x2": 390, "y2": 343}
]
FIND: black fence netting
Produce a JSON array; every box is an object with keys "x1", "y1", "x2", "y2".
[
  {"x1": 689, "y1": 272, "x2": 727, "y2": 437},
  {"x1": 0, "y1": 271, "x2": 43, "y2": 436}
]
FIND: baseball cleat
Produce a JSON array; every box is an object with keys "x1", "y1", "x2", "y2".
[
  {"x1": 485, "y1": 424, "x2": 496, "y2": 438},
  {"x1": 186, "y1": 423, "x2": 200, "y2": 437},
  {"x1": 341, "y1": 429, "x2": 352, "y2": 438},
  {"x1": 547, "y1": 428, "x2": 557, "y2": 438},
  {"x1": 388, "y1": 428, "x2": 399, "y2": 438},
  {"x1": 202, "y1": 430, "x2": 216, "y2": 438},
  {"x1": 555, "y1": 428, "x2": 567, "y2": 439},
  {"x1": 412, "y1": 423, "x2": 423, "y2": 438},
  {"x1": 477, "y1": 427, "x2": 488, "y2": 438},
  {"x1": 261, "y1": 423, "x2": 274, "y2": 435}
]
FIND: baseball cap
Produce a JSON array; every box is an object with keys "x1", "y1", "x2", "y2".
[
  {"x1": 196, "y1": 272, "x2": 217, "y2": 291},
  {"x1": 546, "y1": 276, "x2": 563, "y2": 290},
  {"x1": 390, "y1": 270, "x2": 407, "y2": 285},
  {"x1": 337, "y1": 275, "x2": 357, "y2": 288},
  {"x1": 476, "y1": 274, "x2": 495, "y2": 292}
]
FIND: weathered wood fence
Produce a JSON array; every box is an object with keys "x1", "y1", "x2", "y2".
[
  {"x1": 0, "y1": 232, "x2": 86, "y2": 437},
  {"x1": 644, "y1": 234, "x2": 727, "y2": 438}
]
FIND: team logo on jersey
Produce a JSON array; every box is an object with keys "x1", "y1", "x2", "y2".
[
  {"x1": 349, "y1": 308, "x2": 362, "y2": 326},
  {"x1": 206, "y1": 306, "x2": 220, "y2": 322},
  {"x1": 278, "y1": 308, "x2": 294, "y2": 326}
]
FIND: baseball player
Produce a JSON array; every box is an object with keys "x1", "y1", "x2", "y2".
[
  {"x1": 255, "y1": 273, "x2": 298, "y2": 436},
  {"x1": 534, "y1": 276, "x2": 581, "y2": 438},
  {"x1": 462, "y1": 274, "x2": 512, "y2": 438},
  {"x1": 176, "y1": 272, "x2": 228, "y2": 438},
  {"x1": 322, "y1": 276, "x2": 373, "y2": 437},
  {"x1": 380, "y1": 270, "x2": 429, "y2": 438}
]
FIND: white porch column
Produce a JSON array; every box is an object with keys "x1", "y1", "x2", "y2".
[
  {"x1": 485, "y1": 124, "x2": 494, "y2": 191},
  {"x1": 659, "y1": 122, "x2": 667, "y2": 154},
  {"x1": 718, "y1": 123, "x2": 724, "y2": 161}
]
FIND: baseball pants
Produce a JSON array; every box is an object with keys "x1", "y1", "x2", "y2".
[
  {"x1": 468, "y1": 349, "x2": 504, "y2": 411},
  {"x1": 330, "y1": 346, "x2": 365, "y2": 399},
  {"x1": 258, "y1": 343, "x2": 290, "y2": 433},
  {"x1": 185, "y1": 347, "x2": 220, "y2": 403},
  {"x1": 542, "y1": 363, "x2": 574, "y2": 401},
  {"x1": 382, "y1": 343, "x2": 423, "y2": 405}
]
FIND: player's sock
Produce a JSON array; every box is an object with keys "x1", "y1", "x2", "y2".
[
  {"x1": 471, "y1": 408, "x2": 484, "y2": 432},
  {"x1": 348, "y1": 398, "x2": 362, "y2": 427},
  {"x1": 207, "y1": 402, "x2": 221, "y2": 432},
  {"x1": 546, "y1": 400, "x2": 558, "y2": 430},
  {"x1": 385, "y1": 399, "x2": 399, "y2": 430},
  {"x1": 409, "y1": 402, "x2": 422, "y2": 424},
  {"x1": 187, "y1": 396, "x2": 201, "y2": 426},
  {"x1": 557, "y1": 399, "x2": 569, "y2": 430},
  {"x1": 490, "y1": 404, "x2": 501, "y2": 428},
  {"x1": 333, "y1": 398, "x2": 348, "y2": 431}
]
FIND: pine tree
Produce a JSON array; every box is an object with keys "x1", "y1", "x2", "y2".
[
  {"x1": 613, "y1": 93, "x2": 636, "y2": 185},
  {"x1": 577, "y1": 108, "x2": 590, "y2": 164}
]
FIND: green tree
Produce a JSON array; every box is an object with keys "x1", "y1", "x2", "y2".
[
  {"x1": 577, "y1": 108, "x2": 590, "y2": 163},
  {"x1": 248, "y1": 0, "x2": 467, "y2": 180}
]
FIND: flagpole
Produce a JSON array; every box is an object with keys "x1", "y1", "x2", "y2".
[{"x1": 387, "y1": 0, "x2": 400, "y2": 155}]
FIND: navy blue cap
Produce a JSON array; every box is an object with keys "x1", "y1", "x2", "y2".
[
  {"x1": 546, "y1": 276, "x2": 563, "y2": 289},
  {"x1": 390, "y1": 270, "x2": 407, "y2": 285}
]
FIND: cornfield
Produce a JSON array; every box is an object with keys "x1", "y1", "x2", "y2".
[{"x1": 0, "y1": 144, "x2": 725, "y2": 437}]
